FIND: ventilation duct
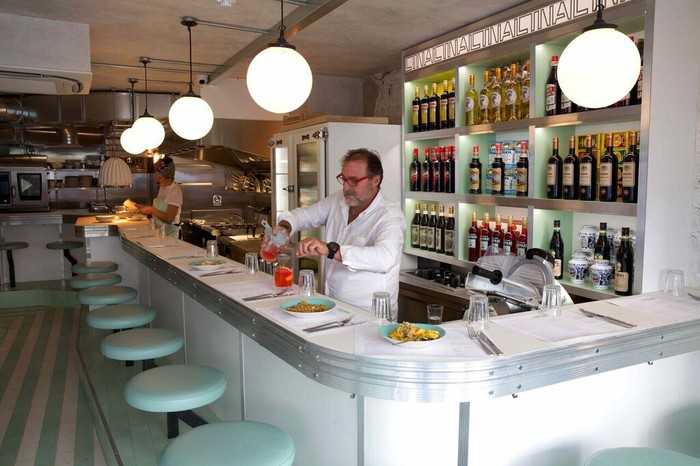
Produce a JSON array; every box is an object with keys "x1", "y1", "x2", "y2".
[{"x1": 0, "y1": 98, "x2": 22, "y2": 123}]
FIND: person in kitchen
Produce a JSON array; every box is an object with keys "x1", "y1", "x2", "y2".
[
  {"x1": 266, "y1": 148, "x2": 405, "y2": 311},
  {"x1": 137, "y1": 156, "x2": 183, "y2": 238}
]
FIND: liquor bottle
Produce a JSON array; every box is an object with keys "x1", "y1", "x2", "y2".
[
  {"x1": 614, "y1": 227, "x2": 634, "y2": 296},
  {"x1": 429, "y1": 82, "x2": 439, "y2": 131},
  {"x1": 409, "y1": 148, "x2": 421, "y2": 191},
  {"x1": 478, "y1": 70, "x2": 491, "y2": 124},
  {"x1": 560, "y1": 85, "x2": 573, "y2": 114},
  {"x1": 421, "y1": 147, "x2": 433, "y2": 192},
  {"x1": 432, "y1": 146, "x2": 444, "y2": 193},
  {"x1": 444, "y1": 206, "x2": 455, "y2": 256},
  {"x1": 520, "y1": 60, "x2": 530, "y2": 120},
  {"x1": 427, "y1": 204, "x2": 437, "y2": 252},
  {"x1": 594, "y1": 222, "x2": 611, "y2": 261},
  {"x1": 491, "y1": 67, "x2": 504, "y2": 123},
  {"x1": 479, "y1": 212, "x2": 492, "y2": 257},
  {"x1": 465, "y1": 74, "x2": 478, "y2": 126},
  {"x1": 469, "y1": 145, "x2": 482, "y2": 194},
  {"x1": 410, "y1": 203, "x2": 421, "y2": 248},
  {"x1": 563, "y1": 136, "x2": 579, "y2": 200},
  {"x1": 579, "y1": 134, "x2": 597, "y2": 201},
  {"x1": 517, "y1": 217, "x2": 528, "y2": 257},
  {"x1": 545, "y1": 55, "x2": 560, "y2": 116},
  {"x1": 435, "y1": 204, "x2": 446, "y2": 254},
  {"x1": 443, "y1": 146, "x2": 453, "y2": 193},
  {"x1": 622, "y1": 131, "x2": 639, "y2": 203},
  {"x1": 599, "y1": 133, "x2": 618, "y2": 202},
  {"x1": 420, "y1": 85, "x2": 429, "y2": 132},
  {"x1": 516, "y1": 141, "x2": 529, "y2": 197},
  {"x1": 503, "y1": 215, "x2": 515, "y2": 255},
  {"x1": 549, "y1": 220, "x2": 564, "y2": 279},
  {"x1": 491, "y1": 143, "x2": 505, "y2": 195},
  {"x1": 635, "y1": 39, "x2": 644, "y2": 105},
  {"x1": 491, "y1": 213, "x2": 503, "y2": 252},
  {"x1": 547, "y1": 137, "x2": 563, "y2": 199},
  {"x1": 468, "y1": 210, "x2": 479, "y2": 262},
  {"x1": 412, "y1": 87, "x2": 421, "y2": 132},
  {"x1": 419, "y1": 203, "x2": 429, "y2": 250},
  {"x1": 505, "y1": 63, "x2": 520, "y2": 121},
  {"x1": 448, "y1": 77, "x2": 456, "y2": 128},
  {"x1": 440, "y1": 80, "x2": 449, "y2": 129}
]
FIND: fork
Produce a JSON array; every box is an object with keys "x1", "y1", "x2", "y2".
[
  {"x1": 467, "y1": 326, "x2": 493, "y2": 355},
  {"x1": 304, "y1": 315, "x2": 355, "y2": 333}
]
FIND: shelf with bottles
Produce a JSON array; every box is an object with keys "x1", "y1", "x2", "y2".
[
  {"x1": 456, "y1": 204, "x2": 529, "y2": 264},
  {"x1": 405, "y1": 139, "x2": 458, "y2": 195},
  {"x1": 405, "y1": 199, "x2": 459, "y2": 262},
  {"x1": 405, "y1": 70, "x2": 457, "y2": 135}
]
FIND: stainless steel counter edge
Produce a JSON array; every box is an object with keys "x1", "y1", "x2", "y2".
[
  {"x1": 121, "y1": 237, "x2": 700, "y2": 403},
  {"x1": 0, "y1": 210, "x2": 97, "y2": 226}
]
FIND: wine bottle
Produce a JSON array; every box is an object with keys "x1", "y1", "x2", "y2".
[
  {"x1": 516, "y1": 141, "x2": 529, "y2": 197},
  {"x1": 412, "y1": 87, "x2": 421, "y2": 132},
  {"x1": 635, "y1": 39, "x2": 644, "y2": 105},
  {"x1": 563, "y1": 136, "x2": 579, "y2": 200},
  {"x1": 599, "y1": 133, "x2": 618, "y2": 202},
  {"x1": 579, "y1": 134, "x2": 597, "y2": 201},
  {"x1": 614, "y1": 227, "x2": 634, "y2": 296},
  {"x1": 448, "y1": 77, "x2": 456, "y2": 128},
  {"x1": 545, "y1": 55, "x2": 560, "y2": 116},
  {"x1": 503, "y1": 215, "x2": 515, "y2": 255},
  {"x1": 517, "y1": 216, "x2": 528, "y2": 257},
  {"x1": 429, "y1": 82, "x2": 439, "y2": 131},
  {"x1": 549, "y1": 219, "x2": 564, "y2": 279},
  {"x1": 444, "y1": 206, "x2": 455, "y2": 256},
  {"x1": 420, "y1": 85, "x2": 429, "y2": 132},
  {"x1": 410, "y1": 203, "x2": 421, "y2": 248},
  {"x1": 491, "y1": 143, "x2": 505, "y2": 195},
  {"x1": 547, "y1": 137, "x2": 563, "y2": 199},
  {"x1": 436, "y1": 204, "x2": 446, "y2": 254},
  {"x1": 478, "y1": 70, "x2": 491, "y2": 124},
  {"x1": 465, "y1": 74, "x2": 478, "y2": 126},
  {"x1": 421, "y1": 147, "x2": 433, "y2": 192},
  {"x1": 622, "y1": 131, "x2": 639, "y2": 203},
  {"x1": 520, "y1": 60, "x2": 530, "y2": 120},
  {"x1": 432, "y1": 147, "x2": 443, "y2": 193},
  {"x1": 419, "y1": 203, "x2": 429, "y2": 250},
  {"x1": 594, "y1": 222, "x2": 611, "y2": 261},
  {"x1": 469, "y1": 145, "x2": 482, "y2": 194},
  {"x1": 409, "y1": 148, "x2": 421, "y2": 191},
  {"x1": 491, "y1": 213, "x2": 503, "y2": 252},
  {"x1": 427, "y1": 204, "x2": 437, "y2": 252},
  {"x1": 505, "y1": 63, "x2": 520, "y2": 121},
  {"x1": 443, "y1": 146, "x2": 453, "y2": 193},
  {"x1": 440, "y1": 80, "x2": 449, "y2": 129},
  {"x1": 468, "y1": 210, "x2": 479, "y2": 262},
  {"x1": 491, "y1": 67, "x2": 504, "y2": 123},
  {"x1": 479, "y1": 212, "x2": 492, "y2": 257}
]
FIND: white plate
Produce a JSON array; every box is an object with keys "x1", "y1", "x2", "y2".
[
  {"x1": 190, "y1": 259, "x2": 225, "y2": 271},
  {"x1": 379, "y1": 323, "x2": 446, "y2": 348},
  {"x1": 95, "y1": 215, "x2": 115, "y2": 223},
  {"x1": 280, "y1": 298, "x2": 335, "y2": 319}
]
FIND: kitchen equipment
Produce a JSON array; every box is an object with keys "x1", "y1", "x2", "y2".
[{"x1": 0, "y1": 163, "x2": 50, "y2": 211}]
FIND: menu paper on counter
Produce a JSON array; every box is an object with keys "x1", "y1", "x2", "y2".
[
  {"x1": 257, "y1": 305, "x2": 368, "y2": 336},
  {"x1": 212, "y1": 279, "x2": 286, "y2": 302},
  {"x1": 609, "y1": 292, "x2": 700, "y2": 322},
  {"x1": 354, "y1": 325, "x2": 489, "y2": 358}
]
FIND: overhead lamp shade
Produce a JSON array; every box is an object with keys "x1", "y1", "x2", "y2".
[
  {"x1": 98, "y1": 157, "x2": 132, "y2": 188},
  {"x1": 120, "y1": 127, "x2": 145, "y2": 155},
  {"x1": 246, "y1": 46, "x2": 313, "y2": 114},
  {"x1": 131, "y1": 115, "x2": 165, "y2": 150},
  {"x1": 558, "y1": 28, "x2": 640, "y2": 109},
  {"x1": 169, "y1": 95, "x2": 214, "y2": 140}
]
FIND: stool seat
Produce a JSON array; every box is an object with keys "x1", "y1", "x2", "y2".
[
  {"x1": 101, "y1": 328, "x2": 184, "y2": 361},
  {"x1": 72, "y1": 261, "x2": 118, "y2": 274},
  {"x1": 46, "y1": 240, "x2": 83, "y2": 250},
  {"x1": 86, "y1": 303, "x2": 156, "y2": 329},
  {"x1": 125, "y1": 364, "x2": 227, "y2": 413},
  {"x1": 69, "y1": 272, "x2": 121, "y2": 289},
  {"x1": 585, "y1": 447, "x2": 700, "y2": 466},
  {"x1": 77, "y1": 285, "x2": 137, "y2": 306},
  {"x1": 159, "y1": 421, "x2": 295, "y2": 466},
  {"x1": 0, "y1": 242, "x2": 29, "y2": 250}
]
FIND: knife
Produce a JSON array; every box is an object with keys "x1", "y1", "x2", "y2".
[
  {"x1": 242, "y1": 290, "x2": 293, "y2": 301},
  {"x1": 200, "y1": 270, "x2": 241, "y2": 277},
  {"x1": 478, "y1": 331, "x2": 503, "y2": 355},
  {"x1": 578, "y1": 308, "x2": 636, "y2": 328}
]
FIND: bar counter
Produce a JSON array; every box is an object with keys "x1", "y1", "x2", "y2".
[{"x1": 81, "y1": 218, "x2": 700, "y2": 465}]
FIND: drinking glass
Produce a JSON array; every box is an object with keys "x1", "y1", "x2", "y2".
[
  {"x1": 426, "y1": 304, "x2": 444, "y2": 325},
  {"x1": 540, "y1": 284, "x2": 561, "y2": 316},
  {"x1": 298, "y1": 269, "x2": 316, "y2": 297},
  {"x1": 244, "y1": 252, "x2": 259, "y2": 275},
  {"x1": 206, "y1": 240, "x2": 219, "y2": 260},
  {"x1": 466, "y1": 295, "x2": 490, "y2": 330},
  {"x1": 371, "y1": 292, "x2": 395, "y2": 325},
  {"x1": 664, "y1": 269, "x2": 686, "y2": 297},
  {"x1": 273, "y1": 252, "x2": 293, "y2": 291}
]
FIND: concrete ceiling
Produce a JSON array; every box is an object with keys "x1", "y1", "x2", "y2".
[{"x1": 0, "y1": 0, "x2": 527, "y2": 95}]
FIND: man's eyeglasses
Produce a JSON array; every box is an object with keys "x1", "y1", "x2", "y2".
[{"x1": 336, "y1": 174, "x2": 369, "y2": 187}]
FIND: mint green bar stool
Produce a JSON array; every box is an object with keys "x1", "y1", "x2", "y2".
[
  {"x1": 72, "y1": 260, "x2": 118, "y2": 275},
  {"x1": 86, "y1": 303, "x2": 156, "y2": 330},
  {"x1": 69, "y1": 272, "x2": 122, "y2": 289},
  {"x1": 125, "y1": 364, "x2": 227, "y2": 438},
  {"x1": 46, "y1": 240, "x2": 83, "y2": 276},
  {"x1": 585, "y1": 447, "x2": 700, "y2": 466},
  {"x1": 77, "y1": 285, "x2": 137, "y2": 306},
  {"x1": 101, "y1": 328, "x2": 184, "y2": 371},
  {"x1": 159, "y1": 421, "x2": 295, "y2": 466},
  {"x1": 0, "y1": 241, "x2": 28, "y2": 287}
]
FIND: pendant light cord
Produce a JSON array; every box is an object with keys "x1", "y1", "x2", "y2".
[
  {"x1": 139, "y1": 57, "x2": 152, "y2": 116},
  {"x1": 187, "y1": 23, "x2": 194, "y2": 93}
]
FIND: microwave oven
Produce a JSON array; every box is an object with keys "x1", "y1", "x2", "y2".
[{"x1": 0, "y1": 166, "x2": 50, "y2": 211}]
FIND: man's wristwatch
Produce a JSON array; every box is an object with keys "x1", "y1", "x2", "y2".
[{"x1": 326, "y1": 242, "x2": 340, "y2": 260}]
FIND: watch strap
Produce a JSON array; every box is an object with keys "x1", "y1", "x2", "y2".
[{"x1": 327, "y1": 242, "x2": 339, "y2": 259}]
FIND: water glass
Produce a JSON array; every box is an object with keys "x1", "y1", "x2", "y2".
[
  {"x1": 466, "y1": 295, "x2": 490, "y2": 330},
  {"x1": 426, "y1": 304, "x2": 444, "y2": 325},
  {"x1": 540, "y1": 284, "x2": 562, "y2": 316},
  {"x1": 206, "y1": 240, "x2": 219, "y2": 259},
  {"x1": 244, "y1": 252, "x2": 258, "y2": 275},
  {"x1": 371, "y1": 291, "x2": 395, "y2": 325},
  {"x1": 158, "y1": 224, "x2": 166, "y2": 238},
  {"x1": 664, "y1": 269, "x2": 686, "y2": 297},
  {"x1": 298, "y1": 269, "x2": 316, "y2": 297}
]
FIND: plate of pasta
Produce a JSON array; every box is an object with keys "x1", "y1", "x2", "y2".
[
  {"x1": 379, "y1": 322, "x2": 445, "y2": 348},
  {"x1": 189, "y1": 259, "x2": 226, "y2": 271},
  {"x1": 280, "y1": 298, "x2": 335, "y2": 318}
]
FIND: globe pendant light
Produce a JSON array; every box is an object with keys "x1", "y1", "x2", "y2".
[
  {"x1": 132, "y1": 57, "x2": 165, "y2": 150},
  {"x1": 246, "y1": 0, "x2": 313, "y2": 114},
  {"x1": 169, "y1": 18, "x2": 214, "y2": 141},
  {"x1": 557, "y1": 0, "x2": 640, "y2": 109},
  {"x1": 120, "y1": 78, "x2": 147, "y2": 155}
]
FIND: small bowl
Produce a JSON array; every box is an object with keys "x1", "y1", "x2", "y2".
[{"x1": 95, "y1": 215, "x2": 115, "y2": 223}]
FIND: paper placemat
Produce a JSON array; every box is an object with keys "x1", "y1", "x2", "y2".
[
  {"x1": 354, "y1": 325, "x2": 489, "y2": 358},
  {"x1": 212, "y1": 278, "x2": 290, "y2": 301},
  {"x1": 120, "y1": 229, "x2": 154, "y2": 239},
  {"x1": 257, "y1": 305, "x2": 368, "y2": 335},
  {"x1": 609, "y1": 293, "x2": 700, "y2": 322}
]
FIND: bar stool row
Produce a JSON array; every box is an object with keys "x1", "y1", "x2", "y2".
[{"x1": 74, "y1": 261, "x2": 295, "y2": 465}]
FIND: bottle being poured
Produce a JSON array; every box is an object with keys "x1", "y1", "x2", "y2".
[{"x1": 260, "y1": 220, "x2": 290, "y2": 263}]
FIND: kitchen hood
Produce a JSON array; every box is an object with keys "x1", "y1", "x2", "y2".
[
  {"x1": 0, "y1": 13, "x2": 92, "y2": 95},
  {"x1": 168, "y1": 145, "x2": 270, "y2": 173}
]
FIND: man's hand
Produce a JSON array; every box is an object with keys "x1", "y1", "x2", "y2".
[{"x1": 296, "y1": 237, "x2": 329, "y2": 258}]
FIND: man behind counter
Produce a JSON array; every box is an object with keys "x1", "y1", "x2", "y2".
[{"x1": 270, "y1": 148, "x2": 405, "y2": 311}]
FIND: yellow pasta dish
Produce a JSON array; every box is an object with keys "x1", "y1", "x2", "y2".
[
  {"x1": 286, "y1": 301, "x2": 329, "y2": 313},
  {"x1": 389, "y1": 322, "x2": 440, "y2": 342}
]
